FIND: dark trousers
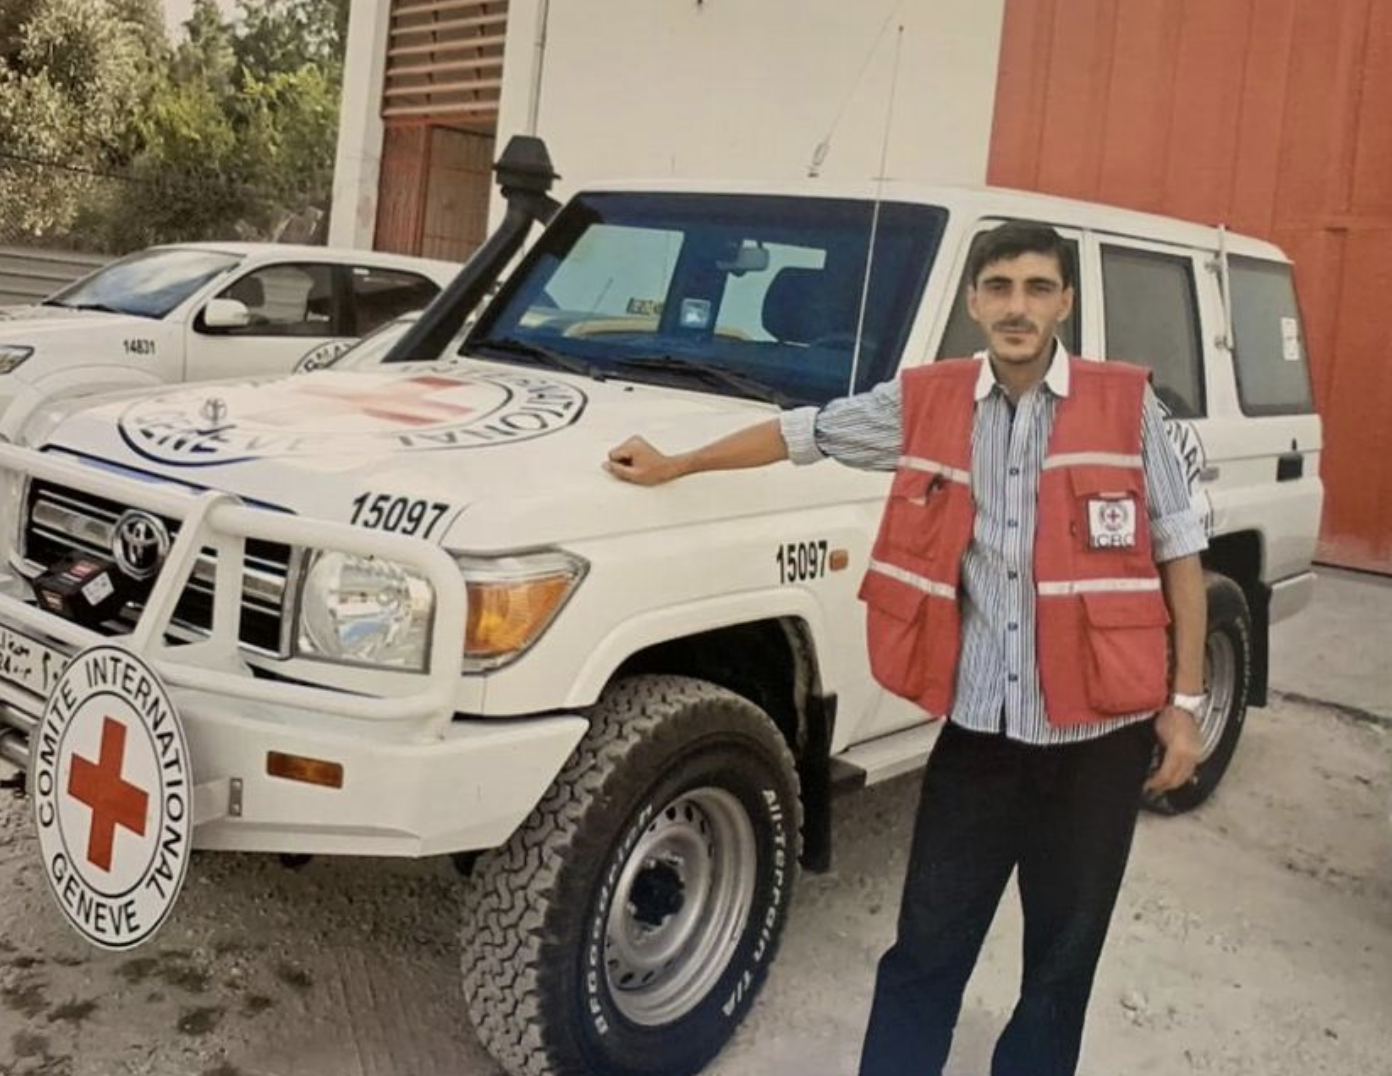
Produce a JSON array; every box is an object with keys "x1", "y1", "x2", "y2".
[{"x1": 859, "y1": 718, "x2": 1155, "y2": 1076}]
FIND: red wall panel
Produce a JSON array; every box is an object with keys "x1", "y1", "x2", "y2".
[{"x1": 990, "y1": 0, "x2": 1392, "y2": 573}]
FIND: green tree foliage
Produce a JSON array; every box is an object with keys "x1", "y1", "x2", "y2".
[
  {"x1": 234, "y1": 0, "x2": 351, "y2": 81},
  {"x1": 0, "y1": 0, "x2": 351, "y2": 251},
  {"x1": 171, "y1": 0, "x2": 236, "y2": 93},
  {"x1": 0, "y1": 0, "x2": 154, "y2": 236}
]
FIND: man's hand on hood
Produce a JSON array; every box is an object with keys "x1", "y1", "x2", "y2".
[{"x1": 605, "y1": 419, "x2": 792, "y2": 485}]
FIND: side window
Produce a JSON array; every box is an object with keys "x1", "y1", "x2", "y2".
[
  {"x1": 1228, "y1": 256, "x2": 1315, "y2": 415},
  {"x1": 1101, "y1": 246, "x2": 1204, "y2": 417},
  {"x1": 214, "y1": 264, "x2": 337, "y2": 337},
  {"x1": 936, "y1": 231, "x2": 1081, "y2": 359},
  {"x1": 351, "y1": 267, "x2": 441, "y2": 335}
]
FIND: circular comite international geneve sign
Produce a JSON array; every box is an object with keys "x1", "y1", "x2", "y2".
[
  {"x1": 32, "y1": 645, "x2": 192, "y2": 951},
  {"x1": 118, "y1": 368, "x2": 588, "y2": 467}
]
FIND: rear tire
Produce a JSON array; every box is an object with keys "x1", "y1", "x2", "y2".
[
  {"x1": 461, "y1": 674, "x2": 802, "y2": 1076},
  {"x1": 1149, "y1": 572, "x2": 1252, "y2": 814}
]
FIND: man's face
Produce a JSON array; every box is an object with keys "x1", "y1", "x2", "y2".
[{"x1": 967, "y1": 251, "x2": 1074, "y2": 366}]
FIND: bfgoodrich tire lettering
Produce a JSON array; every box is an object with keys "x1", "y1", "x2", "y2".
[
  {"x1": 461, "y1": 675, "x2": 802, "y2": 1076},
  {"x1": 1150, "y1": 572, "x2": 1252, "y2": 815}
]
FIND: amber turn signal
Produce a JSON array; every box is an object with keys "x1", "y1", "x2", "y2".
[
  {"x1": 466, "y1": 575, "x2": 574, "y2": 657},
  {"x1": 266, "y1": 751, "x2": 344, "y2": 789}
]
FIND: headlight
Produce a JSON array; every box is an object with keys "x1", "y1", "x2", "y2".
[
  {"x1": 458, "y1": 550, "x2": 587, "y2": 670},
  {"x1": 296, "y1": 553, "x2": 434, "y2": 670},
  {"x1": 0, "y1": 345, "x2": 33, "y2": 374}
]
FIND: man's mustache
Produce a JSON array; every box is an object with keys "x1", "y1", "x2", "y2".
[{"x1": 991, "y1": 319, "x2": 1038, "y2": 334}]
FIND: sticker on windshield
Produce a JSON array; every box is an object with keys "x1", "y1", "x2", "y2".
[
  {"x1": 679, "y1": 299, "x2": 712, "y2": 329},
  {"x1": 118, "y1": 369, "x2": 587, "y2": 467}
]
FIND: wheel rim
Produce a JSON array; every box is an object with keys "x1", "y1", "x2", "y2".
[
  {"x1": 603, "y1": 786, "x2": 757, "y2": 1027},
  {"x1": 1197, "y1": 630, "x2": 1237, "y2": 762}
]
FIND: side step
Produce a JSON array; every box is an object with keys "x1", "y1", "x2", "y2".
[{"x1": 829, "y1": 723, "x2": 940, "y2": 791}]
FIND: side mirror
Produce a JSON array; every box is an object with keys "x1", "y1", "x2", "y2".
[{"x1": 203, "y1": 298, "x2": 251, "y2": 329}]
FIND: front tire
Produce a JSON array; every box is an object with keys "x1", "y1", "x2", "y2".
[
  {"x1": 1149, "y1": 572, "x2": 1253, "y2": 814},
  {"x1": 461, "y1": 675, "x2": 802, "y2": 1076}
]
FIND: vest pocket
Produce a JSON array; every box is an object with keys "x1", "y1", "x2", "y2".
[
  {"x1": 1067, "y1": 465, "x2": 1149, "y2": 558},
  {"x1": 1079, "y1": 591, "x2": 1170, "y2": 715},
  {"x1": 859, "y1": 569, "x2": 931, "y2": 700},
  {"x1": 884, "y1": 469, "x2": 949, "y2": 558}
]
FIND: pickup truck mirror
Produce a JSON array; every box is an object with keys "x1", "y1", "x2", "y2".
[{"x1": 203, "y1": 298, "x2": 252, "y2": 329}]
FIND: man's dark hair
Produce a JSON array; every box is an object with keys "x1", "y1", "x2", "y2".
[{"x1": 966, "y1": 221, "x2": 1076, "y2": 290}]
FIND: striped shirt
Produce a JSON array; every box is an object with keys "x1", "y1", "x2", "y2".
[{"x1": 779, "y1": 343, "x2": 1208, "y2": 745}]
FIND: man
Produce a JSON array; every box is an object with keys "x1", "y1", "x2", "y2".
[{"x1": 605, "y1": 221, "x2": 1207, "y2": 1076}]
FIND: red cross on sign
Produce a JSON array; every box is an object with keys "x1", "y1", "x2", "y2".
[
  {"x1": 67, "y1": 717, "x2": 149, "y2": 873},
  {"x1": 289, "y1": 375, "x2": 476, "y2": 427},
  {"x1": 1103, "y1": 504, "x2": 1126, "y2": 529}
]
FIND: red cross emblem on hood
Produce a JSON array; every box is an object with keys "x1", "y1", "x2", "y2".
[{"x1": 282, "y1": 375, "x2": 476, "y2": 427}]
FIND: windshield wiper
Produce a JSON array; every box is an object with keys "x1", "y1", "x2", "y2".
[
  {"x1": 611, "y1": 355, "x2": 799, "y2": 408},
  {"x1": 470, "y1": 336, "x2": 606, "y2": 380}
]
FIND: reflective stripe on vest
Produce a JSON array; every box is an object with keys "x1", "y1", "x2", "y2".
[{"x1": 859, "y1": 356, "x2": 1168, "y2": 726}]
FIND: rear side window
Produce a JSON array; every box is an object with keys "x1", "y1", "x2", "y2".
[
  {"x1": 1101, "y1": 246, "x2": 1205, "y2": 418},
  {"x1": 1228, "y1": 256, "x2": 1315, "y2": 415},
  {"x1": 352, "y1": 267, "x2": 440, "y2": 335}
]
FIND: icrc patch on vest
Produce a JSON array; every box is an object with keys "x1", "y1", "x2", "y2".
[
  {"x1": 32, "y1": 644, "x2": 192, "y2": 951},
  {"x1": 1087, "y1": 496, "x2": 1138, "y2": 549}
]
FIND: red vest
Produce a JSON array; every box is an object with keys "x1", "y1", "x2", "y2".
[{"x1": 858, "y1": 356, "x2": 1170, "y2": 727}]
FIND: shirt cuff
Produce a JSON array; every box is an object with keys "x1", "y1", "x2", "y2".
[
  {"x1": 778, "y1": 407, "x2": 825, "y2": 466},
  {"x1": 1151, "y1": 507, "x2": 1209, "y2": 563}
]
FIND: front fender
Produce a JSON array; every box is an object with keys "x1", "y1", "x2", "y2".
[{"x1": 563, "y1": 586, "x2": 839, "y2": 709}]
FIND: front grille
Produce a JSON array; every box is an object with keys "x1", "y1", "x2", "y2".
[{"x1": 21, "y1": 480, "x2": 293, "y2": 654}]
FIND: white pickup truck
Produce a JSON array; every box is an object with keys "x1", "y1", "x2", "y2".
[
  {"x1": 0, "y1": 139, "x2": 1322, "y2": 1076},
  {"x1": 0, "y1": 242, "x2": 458, "y2": 431}
]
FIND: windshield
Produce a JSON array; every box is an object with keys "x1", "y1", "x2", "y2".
[
  {"x1": 467, "y1": 193, "x2": 946, "y2": 405},
  {"x1": 47, "y1": 248, "x2": 242, "y2": 319}
]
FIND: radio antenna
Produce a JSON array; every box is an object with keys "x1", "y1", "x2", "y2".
[
  {"x1": 847, "y1": 23, "x2": 904, "y2": 395},
  {"x1": 806, "y1": 1, "x2": 904, "y2": 178}
]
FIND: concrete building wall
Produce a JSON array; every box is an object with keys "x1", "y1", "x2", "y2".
[
  {"x1": 329, "y1": 1, "x2": 1010, "y2": 248},
  {"x1": 328, "y1": 0, "x2": 394, "y2": 250},
  {"x1": 495, "y1": 0, "x2": 1007, "y2": 208}
]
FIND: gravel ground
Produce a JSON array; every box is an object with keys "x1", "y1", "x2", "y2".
[{"x1": 0, "y1": 693, "x2": 1389, "y2": 1076}]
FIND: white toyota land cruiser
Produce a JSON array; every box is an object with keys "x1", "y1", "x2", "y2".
[{"x1": 0, "y1": 139, "x2": 1322, "y2": 1076}]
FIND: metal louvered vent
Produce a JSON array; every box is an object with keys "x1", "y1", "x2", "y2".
[{"x1": 383, "y1": 0, "x2": 509, "y2": 125}]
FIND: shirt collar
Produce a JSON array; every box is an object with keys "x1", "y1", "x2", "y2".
[{"x1": 973, "y1": 339, "x2": 1071, "y2": 401}]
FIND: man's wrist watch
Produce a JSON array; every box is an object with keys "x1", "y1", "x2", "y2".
[{"x1": 1170, "y1": 692, "x2": 1208, "y2": 717}]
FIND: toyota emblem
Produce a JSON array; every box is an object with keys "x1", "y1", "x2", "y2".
[
  {"x1": 111, "y1": 511, "x2": 171, "y2": 581},
  {"x1": 200, "y1": 396, "x2": 228, "y2": 426}
]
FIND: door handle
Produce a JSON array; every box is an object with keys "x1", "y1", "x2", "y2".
[{"x1": 1277, "y1": 451, "x2": 1303, "y2": 482}]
